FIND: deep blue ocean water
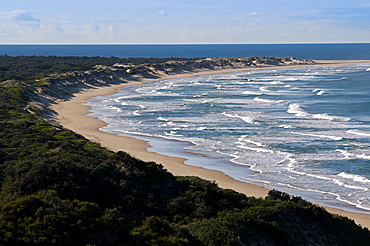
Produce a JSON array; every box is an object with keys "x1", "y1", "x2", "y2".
[{"x1": 1, "y1": 43, "x2": 370, "y2": 60}]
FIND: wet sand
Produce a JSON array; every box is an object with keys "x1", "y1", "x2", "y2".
[{"x1": 51, "y1": 60, "x2": 370, "y2": 228}]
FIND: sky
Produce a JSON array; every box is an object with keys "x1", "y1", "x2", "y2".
[{"x1": 1, "y1": 0, "x2": 370, "y2": 44}]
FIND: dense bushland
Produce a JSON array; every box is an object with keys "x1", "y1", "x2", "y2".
[
  {"x1": 0, "y1": 55, "x2": 199, "y2": 84},
  {"x1": 0, "y1": 56, "x2": 369, "y2": 245}
]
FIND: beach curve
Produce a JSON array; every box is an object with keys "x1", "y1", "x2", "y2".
[{"x1": 50, "y1": 60, "x2": 370, "y2": 229}]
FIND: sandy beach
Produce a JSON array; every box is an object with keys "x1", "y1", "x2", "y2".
[{"x1": 51, "y1": 60, "x2": 370, "y2": 229}]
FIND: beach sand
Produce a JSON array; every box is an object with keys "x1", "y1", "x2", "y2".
[{"x1": 51, "y1": 60, "x2": 370, "y2": 229}]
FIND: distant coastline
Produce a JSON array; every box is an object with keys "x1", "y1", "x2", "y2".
[{"x1": 50, "y1": 59, "x2": 370, "y2": 229}]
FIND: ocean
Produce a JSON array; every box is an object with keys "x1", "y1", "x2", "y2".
[
  {"x1": 87, "y1": 63, "x2": 370, "y2": 214},
  {"x1": 1, "y1": 43, "x2": 370, "y2": 60},
  {"x1": 5, "y1": 44, "x2": 370, "y2": 213}
]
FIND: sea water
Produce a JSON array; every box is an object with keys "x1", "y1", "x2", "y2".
[
  {"x1": 1, "y1": 43, "x2": 370, "y2": 60},
  {"x1": 88, "y1": 64, "x2": 370, "y2": 213}
]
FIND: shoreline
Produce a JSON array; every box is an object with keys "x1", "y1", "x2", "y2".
[{"x1": 51, "y1": 60, "x2": 370, "y2": 228}]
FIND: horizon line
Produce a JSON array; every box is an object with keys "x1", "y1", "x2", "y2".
[{"x1": 0, "y1": 42, "x2": 369, "y2": 45}]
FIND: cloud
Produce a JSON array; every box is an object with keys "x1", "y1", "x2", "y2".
[
  {"x1": 149, "y1": 10, "x2": 169, "y2": 18},
  {"x1": 158, "y1": 10, "x2": 168, "y2": 17},
  {"x1": 15, "y1": 12, "x2": 40, "y2": 22},
  {"x1": 0, "y1": 10, "x2": 41, "y2": 22},
  {"x1": 247, "y1": 11, "x2": 259, "y2": 17}
]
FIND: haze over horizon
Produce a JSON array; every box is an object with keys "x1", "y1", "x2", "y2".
[{"x1": 1, "y1": 0, "x2": 370, "y2": 44}]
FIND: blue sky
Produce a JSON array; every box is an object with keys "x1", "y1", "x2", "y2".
[{"x1": 1, "y1": 0, "x2": 370, "y2": 44}]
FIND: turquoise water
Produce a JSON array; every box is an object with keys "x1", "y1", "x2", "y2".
[{"x1": 88, "y1": 64, "x2": 370, "y2": 213}]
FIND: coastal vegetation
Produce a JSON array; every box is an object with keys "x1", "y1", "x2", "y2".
[
  {"x1": 0, "y1": 55, "x2": 199, "y2": 84},
  {"x1": 0, "y1": 55, "x2": 369, "y2": 245}
]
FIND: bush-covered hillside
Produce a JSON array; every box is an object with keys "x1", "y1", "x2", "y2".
[
  {"x1": 0, "y1": 55, "x2": 199, "y2": 84},
  {"x1": 0, "y1": 56, "x2": 369, "y2": 245}
]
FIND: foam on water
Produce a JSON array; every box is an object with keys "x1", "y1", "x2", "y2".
[
  {"x1": 221, "y1": 112, "x2": 260, "y2": 125},
  {"x1": 88, "y1": 64, "x2": 370, "y2": 213},
  {"x1": 313, "y1": 88, "x2": 326, "y2": 95},
  {"x1": 242, "y1": 91, "x2": 263, "y2": 95},
  {"x1": 253, "y1": 97, "x2": 284, "y2": 104},
  {"x1": 292, "y1": 132, "x2": 344, "y2": 141},
  {"x1": 347, "y1": 129, "x2": 370, "y2": 137},
  {"x1": 287, "y1": 103, "x2": 309, "y2": 117}
]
